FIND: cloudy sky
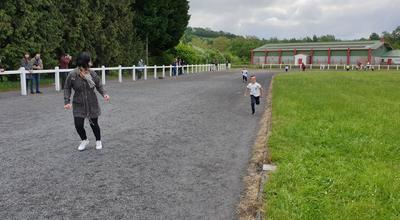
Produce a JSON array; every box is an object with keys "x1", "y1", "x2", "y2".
[{"x1": 188, "y1": 0, "x2": 400, "y2": 40}]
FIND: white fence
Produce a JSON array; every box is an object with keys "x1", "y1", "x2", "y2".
[
  {"x1": 0, "y1": 63, "x2": 230, "y2": 96},
  {"x1": 261, "y1": 63, "x2": 400, "y2": 71}
]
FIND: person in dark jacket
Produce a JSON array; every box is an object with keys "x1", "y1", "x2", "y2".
[
  {"x1": 59, "y1": 53, "x2": 72, "y2": 89},
  {"x1": 20, "y1": 52, "x2": 34, "y2": 94},
  {"x1": 64, "y1": 52, "x2": 110, "y2": 151}
]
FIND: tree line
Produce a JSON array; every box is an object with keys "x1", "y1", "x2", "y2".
[
  {"x1": 178, "y1": 26, "x2": 400, "y2": 65},
  {"x1": 0, "y1": 0, "x2": 190, "y2": 70}
]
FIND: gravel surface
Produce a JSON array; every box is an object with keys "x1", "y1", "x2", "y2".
[{"x1": 0, "y1": 70, "x2": 273, "y2": 220}]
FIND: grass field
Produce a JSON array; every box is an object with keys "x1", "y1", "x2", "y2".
[
  {"x1": 264, "y1": 71, "x2": 400, "y2": 220},
  {"x1": 0, "y1": 77, "x2": 54, "y2": 92}
]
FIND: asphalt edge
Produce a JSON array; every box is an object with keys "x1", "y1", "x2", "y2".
[{"x1": 237, "y1": 74, "x2": 275, "y2": 220}]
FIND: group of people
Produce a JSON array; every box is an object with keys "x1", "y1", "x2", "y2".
[
  {"x1": 20, "y1": 52, "x2": 44, "y2": 94},
  {"x1": 18, "y1": 52, "x2": 73, "y2": 94},
  {"x1": 172, "y1": 58, "x2": 186, "y2": 76}
]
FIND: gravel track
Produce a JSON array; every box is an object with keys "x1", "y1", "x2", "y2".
[{"x1": 0, "y1": 70, "x2": 273, "y2": 220}]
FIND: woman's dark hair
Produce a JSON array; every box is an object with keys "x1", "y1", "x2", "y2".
[{"x1": 76, "y1": 52, "x2": 91, "y2": 69}]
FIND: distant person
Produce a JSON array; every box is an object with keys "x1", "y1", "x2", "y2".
[
  {"x1": 137, "y1": 59, "x2": 144, "y2": 79},
  {"x1": 59, "y1": 53, "x2": 72, "y2": 90},
  {"x1": 178, "y1": 59, "x2": 183, "y2": 75},
  {"x1": 241, "y1": 68, "x2": 248, "y2": 83},
  {"x1": 285, "y1": 65, "x2": 289, "y2": 72},
  {"x1": 172, "y1": 59, "x2": 178, "y2": 77},
  {"x1": 301, "y1": 63, "x2": 306, "y2": 71},
  {"x1": 0, "y1": 58, "x2": 4, "y2": 82},
  {"x1": 64, "y1": 52, "x2": 110, "y2": 151},
  {"x1": 31, "y1": 53, "x2": 43, "y2": 94},
  {"x1": 244, "y1": 75, "x2": 263, "y2": 115},
  {"x1": 181, "y1": 59, "x2": 186, "y2": 74},
  {"x1": 346, "y1": 65, "x2": 350, "y2": 71},
  {"x1": 20, "y1": 52, "x2": 34, "y2": 94}
]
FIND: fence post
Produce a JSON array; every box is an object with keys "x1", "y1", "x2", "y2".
[
  {"x1": 335, "y1": 65, "x2": 338, "y2": 70},
  {"x1": 19, "y1": 67, "x2": 27, "y2": 96},
  {"x1": 397, "y1": 65, "x2": 399, "y2": 71},
  {"x1": 162, "y1": 65, "x2": 165, "y2": 78},
  {"x1": 144, "y1": 65, "x2": 147, "y2": 80},
  {"x1": 169, "y1": 65, "x2": 172, "y2": 77},
  {"x1": 101, "y1": 65, "x2": 106, "y2": 85},
  {"x1": 154, "y1": 65, "x2": 157, "y2": 79},
  {"x1": 118, "y1": 65, "x2": 122, "y2": 83},
  {"x1": 191, "y1": 64, "x2": 194, "y2": 74},
  {"x1": 132, "y1": 65, "x2": 136, "y2": 81},
  {"x1": 55, "y1": 66, "x2": 60, "y2": 92},
  {"x1": 378, "y1": 65, "x2": 380, "y2": 70}
]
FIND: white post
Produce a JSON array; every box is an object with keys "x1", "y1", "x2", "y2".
[
  {"x1": 19, "y1": 67, "x2": 27, "y2": 96},
  {"x1": 397, "y1": 65, "x2": 399, "y2": 71},
  {"x1": 144, "y1": 65, "x2": 147, "y2": 80},
  {"x1": 101, "y1": 65, "x2": 106, "y2": 85},
  {"x1": 154, "y1": 65, "x2": 157, "y2": 79},
  {"x1": 378, "y1": 65, "x2": 381, "y2": 70},
  {"x1": 195, "y1": 64, "x2": 198, "y2": 73},
  {"x1": 327, "y1": 64, "x2": 330, "y2": 70},
  {"x1": 162, "y1": 65, "x2": 165, "y2": 78},
  {"x1": 335, "y1": 65, "x2": 338, "y2": 70},
  {"x1": 169, "y1": 65, "x2": 172, "y2": 77},
  {"x1": 270, "y1": 64, "x2": 272, "y2": 69},
  {"x1": 118, "y1": 65, "x2": 122, "y2": 83},
  {"x1": 55, "y1": 66, "x2": 60, "y2": 92},
  {"x1": 388, "y1": 65, "x2": 390, "y2": 71},
  {"x1": 132, "y1": 65, "x2": 136, "y2": 81}
]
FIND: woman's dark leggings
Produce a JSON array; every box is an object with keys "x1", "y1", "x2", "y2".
[{"x1": 74, "y1": 117, "x2": 101, "y2": 141}]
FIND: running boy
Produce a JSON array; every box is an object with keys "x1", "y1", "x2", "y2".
[
  {"x1": 244, "y1": 75, "x2": 263, "y2": 115},
  {"x1": 241, "y1": 68, "x2": 248, "y2": 83}
]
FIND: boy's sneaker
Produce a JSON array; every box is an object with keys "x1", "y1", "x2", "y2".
[
  {"x1": 96, "y1": 141, "x2": 102, "y2": 150},
  {"x1": 78, "y1": 140, "x2": 89, "y2": 151}
]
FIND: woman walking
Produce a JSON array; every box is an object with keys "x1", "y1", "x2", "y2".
[{"x1": 64, "y1": 52, "x2": 110, "y2": 151}]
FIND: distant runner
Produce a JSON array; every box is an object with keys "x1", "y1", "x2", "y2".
[{"x1": 241, "y1": 68, "x2": 248, "y2": 83}]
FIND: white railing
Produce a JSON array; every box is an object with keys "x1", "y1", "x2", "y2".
[
  {"x1": 0, "y1": 63, "x2": 230, "y2": 96},
  {"x1": 260, "y1": 63, "x2": 400, "y2": 71}
]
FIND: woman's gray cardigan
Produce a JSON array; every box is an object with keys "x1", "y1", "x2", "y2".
[{"x1": 64, "y1": 68, "x2": 107, "y2": 118}]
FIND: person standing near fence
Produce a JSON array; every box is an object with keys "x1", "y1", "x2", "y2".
[
  {"x1": 137, "y1": 59, "x2": 144, "y2": 79},
  {"x1": 59, "y1": 53, "x2": 72, "y2": 89},
  {"x1": 172, "y1": 58, "x2": 178, "y2": 77},
  {"x1": 64, "y1": 52, "x2": 110, "y2": 151},
  {"x1": 20, "y1": 52, "x2": 34, "y2": 94},
  {"x1": 31, "y1": 53, "x2": 43, "y2": 94},
  {"x1": 0, "y1": 58, "x2": 4, "y2": 82}
]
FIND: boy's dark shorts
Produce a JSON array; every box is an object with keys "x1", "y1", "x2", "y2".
[{"x1": 251, "y1": 95, "x2": 260, "y2": 105}]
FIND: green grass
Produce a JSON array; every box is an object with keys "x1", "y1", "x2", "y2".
[
  {"x1": 0, "y1": 78, "x2": 54, "y2": 92},
  {"x1": 264, "y1": 71, "x2": 400, "y2": 220}
]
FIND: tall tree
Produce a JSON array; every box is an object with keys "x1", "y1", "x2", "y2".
[{"x1": 133, "y1": 0, "x2": 190, "y2": 59}]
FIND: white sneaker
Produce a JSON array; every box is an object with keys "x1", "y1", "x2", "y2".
[
  {"x1": 96, "y1": 141, "x2": 102, "y2": 150},
  {"x1": 78, "y1": 140, "x2": 89, "y2": 151}
]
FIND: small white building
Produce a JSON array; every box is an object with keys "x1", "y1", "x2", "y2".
[{"x1": 294, "y1": 54, "x2": 309, "y2": 65}]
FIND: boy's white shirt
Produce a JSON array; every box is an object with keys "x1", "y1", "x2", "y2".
[
  {"x1": 247, "y1": 82, "x2": 262, "y2": 97},
  {"x1": 242, "y1": 70, "x2": 248, "y2": 76}
]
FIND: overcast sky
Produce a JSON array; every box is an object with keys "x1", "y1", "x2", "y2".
[{"x1": 188, "y1": 0, "x2": 400, "y2": 40}]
